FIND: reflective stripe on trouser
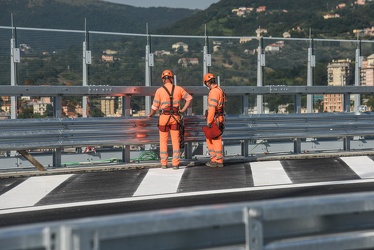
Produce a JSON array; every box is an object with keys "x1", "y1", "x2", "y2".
[
  {"x1": 206, "y1": 135, "x2": 223, "y2": 164},
  {"x1": 159, "y1": 129, "x2": 181, "y2": 166}
]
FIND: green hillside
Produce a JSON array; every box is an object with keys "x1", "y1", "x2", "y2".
[
  {"x1": 0, "y1": 0, "x2": 197, "y2": 32},
  {"x1": 161, "y1": 0, "x2": 374, "y2": 38}
]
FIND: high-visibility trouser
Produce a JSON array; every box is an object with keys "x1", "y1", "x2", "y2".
[
  {"x1": 158, "y1": 115, "x2": 181, "y2": 167},
  {"x1": 206, "y1": 135, "x2": 223, "y2": 164},
  {"x1": 159, "y1": 129, "x2": 180, "y2": 167}
]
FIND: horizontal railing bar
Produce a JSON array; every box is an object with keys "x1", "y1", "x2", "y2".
[
  {"x1": 1, "y1": 86, "x2": 374, "y2": 96},
  {"x1": 3, "y1": 26, "x2": 373, "y2": 43}
]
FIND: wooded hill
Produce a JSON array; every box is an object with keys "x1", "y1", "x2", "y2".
[
  {"x1": 161, "y1": 0, "x2": 374, "y2": 39},
  {"x1": 2, "y1": 0, "x2": 373, "y2": 39},
  {"x1": 0, "y1": 0, "x2": 197, "y2": 33}
]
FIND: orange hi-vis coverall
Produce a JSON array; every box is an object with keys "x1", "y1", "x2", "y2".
[
  {"x1": 151, "y1": 82, "x2": 193, "y2": 167},
  {"x1": 206, "y1": 84, "x2": 225, "y2": 164}
]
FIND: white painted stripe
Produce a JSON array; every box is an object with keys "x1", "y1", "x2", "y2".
[
  {"x1": 250, "y1": 161, "x2": 292, "y2": 186},
  {"x1": 341, "y1": 156, "x2": 374, "y2": 179},
  {"x1": 2, "y1": 178, "x2": 374, "y2": 215},
  {"x1": 0, "y1": 174, "x2": 73, "y2": 210},
  {"x1": 133, "y1": 168, "x2": 185, "y2": 196}
]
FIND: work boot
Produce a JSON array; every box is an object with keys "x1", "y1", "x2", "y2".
[
  {"x1": 161, "y1": 165, "x2": 167, "y2": 169},
  {"x1": 205, "y1": 161, "x2": 216, "y2": 168},
  {"x1": 172, "y1": 165, "x2": 179, "y2": 170},
  {"x1": 206, "y1": 161, "x2": 224, "y2": 168}
]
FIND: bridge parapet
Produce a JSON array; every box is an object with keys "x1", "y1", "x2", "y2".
[{"x1": 1, "y1": 112, "x2": 374, "y2": 168}]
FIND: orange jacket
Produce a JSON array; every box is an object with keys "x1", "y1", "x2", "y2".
[
  {"x1": 206, "y1": 84, "x2": 225, "y2": 124},
  {"x1": 151, "y1": 82, "x2": 193, "y2": 125}
]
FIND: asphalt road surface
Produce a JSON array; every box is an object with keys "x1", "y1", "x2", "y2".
[{"x1": 2, "y1": 155, "x2": 374, "y2": 228}]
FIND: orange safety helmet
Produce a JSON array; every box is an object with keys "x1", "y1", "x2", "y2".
[
  {"x1": 161, "y1": 69, "x2": 173, "y2": 79},
  {"x1": 204, "y1": 73, "x2": 215, "y2": 85}
]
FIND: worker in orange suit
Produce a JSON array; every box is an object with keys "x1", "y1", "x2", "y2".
[
  {"x1": 204, "y1": 73, "x2": 226, "y2": 168},
  {"x1": 147, "y1": 70, "x2": 193, "y2": 169}
]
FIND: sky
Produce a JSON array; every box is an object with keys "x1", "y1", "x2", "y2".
[{"x1": 103, "y1": 0, "x2": 221, "y2": 10}]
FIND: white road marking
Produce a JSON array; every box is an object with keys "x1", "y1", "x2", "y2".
[
  {"x1": 133, "y1": 168, "x2": 185, "y2": 196},
  {"x1": 340, "y1": 156, "x2": 374, "y2": 179},
  {"x1": 250, "y1": 161, "x2": 292, "y2": 186},
  {"x1": 2, "y1": 178, "x2": 374, "y2": 215},
  {"x1": 0, "y1": 174, "x2": 73, "y2": 210}
]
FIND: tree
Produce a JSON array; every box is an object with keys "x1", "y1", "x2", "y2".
[
  {"x1": 45, "y1": 104, "x2": 54, "y2": 117},
  {"x1": 366, "y1": 97, "x2": 374, "y2": 111}
]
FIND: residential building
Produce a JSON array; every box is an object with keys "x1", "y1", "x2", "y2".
[
  {"x1": 154, "y1": 50, "x2": 171, "y2": 56},
  {"x1": 265, "y1": 41, "x2": 284, "y2": 52},
  {"x1": 172, "y1": 42, "x2": 188, "y2": 52},
  {"x1": 102, "y1": 49, "x2": 118, "y2": 55},
  {"x1": 256, "y1": 6, "x2": 266, "y2": 12},
  {"x1": 0, "y1": 96, "x2": 10, "y2": 114},
  {"x1": 353, "y1": 26, "x2": 374, "y2": 37},
  {"x1": 240, "y1": 37, "x2": 253, "y2": 43},
  {"x1": 256, "y1": 28, "x2": 268, "y2": 37},
  {"x1": 232, "y1": 7, "x2": 254, "y2": 16},
  {"x1": 102, "y1": 55, "x2": 114, "y2": 62},
  {"x1": 324, "y1": 59, "x2": 351, "y2": 112},
  {"x1": 212, "y1": 41, "x2": 222, "y2": 52},
  {"x1": 33, "y1": 97, "x2": 51, "y2": 115},
  {"x1": 283, "y1": 32, "x2": 291, "y2": 38},
  {"x1": 178, "y1": 58, "x2": 199, "y2": 67},
  {"x1": 100, "y1": 97, "x2": 116, "y2": 116},
  {"x1": 361, "y1": 54, "x2": 374, "y2": 86},
  {"x1": 323, "y1": 14, "x2": 340, "y2": 19}
]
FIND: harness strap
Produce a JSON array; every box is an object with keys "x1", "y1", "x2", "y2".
[
  {"x1": 214, "y1": 86, "x2": 226, "y2": 118},
  {"x1": 161, "y1": 84, "x2": 181, "y2": 126}
]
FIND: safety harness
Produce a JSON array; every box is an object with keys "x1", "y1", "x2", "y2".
[
  {"x1": 205, "y1": 86, "x2": 227, "y2": 138},
  {"x1": 158, "y1": 84, "x2": 185, "y2": 148},
  {"x1": 216, "y1": 86, "x2": 226, "y2": 131}
]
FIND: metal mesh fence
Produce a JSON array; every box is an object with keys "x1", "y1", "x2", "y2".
[{"x1": 1, "y1": 25, "x2": 374, "y2": 117}]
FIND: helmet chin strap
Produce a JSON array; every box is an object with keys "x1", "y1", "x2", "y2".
[{"x1": 163, "y1": 77, "x2": 173, "y2": 84}]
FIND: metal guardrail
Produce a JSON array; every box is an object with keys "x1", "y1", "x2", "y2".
[
  {"x1": 1, "y1": 85, "x2": 374, "y2": 96},
  {"x1": 1, "y1": 112, "x2": 374, "y2": 168},
  {"x1": 2, "y1": 191, "x2": 374, "y2": 250}
]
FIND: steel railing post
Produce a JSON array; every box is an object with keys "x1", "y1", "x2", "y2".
[
  {"x1": 257, "y1": 37, "x2": 264, "y2": 114},
  {"x1": 122, "y1": 95, "x2": 131, "y2": 163},
  {"x1": 10, "y1": 20, "x2": 19, "y2": 157},
  {"x1": 343, "y1": 136, "x2": 351, "y2": 151},
  {"x1": 354, "y1": 40, "x2": 362, "y2": 111},
  {"x1": 53, "y1": 96, "x2": 63, "y2": 167},
  {"x1": 82, "y1": 21, "x2": 91, "y2": 118},
  {"x1": 344, "y1": 93, "x2": 351, "y2": 112},
  {"x1": 145, "y1": 28, "x2": 153, "y2": 115},
  {"x1": 244, "y1": 207, "x2": 263, "y2": 250},
  {"x1": 307, "y1": 35, "x2": 315, "y2": 113},
  {"x1": 10, "y1": 38, "x2": 18, "y2": 120},
  {"x1": 294, "y1": 95, "x2": 302, "y2": 153},
  {"x1": 242, "y1": 94, "x2": 249, "y2": 115},
  {"x1": 241, "y1": 140, "x2": 249, "y2": 157}
]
